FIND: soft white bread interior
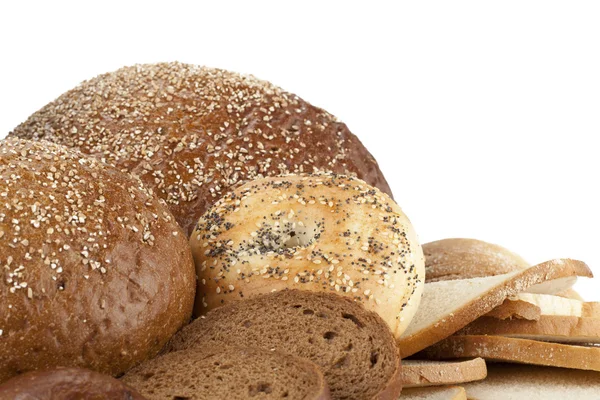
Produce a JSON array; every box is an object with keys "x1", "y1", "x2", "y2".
[
  {"x1": 463, "y1": 364, "x2": 600, "y2": 400},
  {"x1": 401, "y1": 386, "x2": 467, "y2": 400},
  {"x1": 487, "y1": 293, "x2": 600, "y2": 321},
  {"x1": 420, "y1": 335, "x2": 600, "y2": 371},
  {"x1": 398, "y1": 259, "x2": 592, "y2": 358},
  {"x1": 402, "y1": 358, "x2": 487, "y2": 388}
]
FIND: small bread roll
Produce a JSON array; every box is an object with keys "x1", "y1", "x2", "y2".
[
  {"x1": 0, "y1": 138, "x2": 195, "y2": 383},
  {"x1": 423, "y1": 238, "x2": 529, "y2": 282},
  {"x1": 190, "y1": 173, "x2": 424, "y2": 338},
  {"x1": 11, "y1": 63, "x2": 391, "y2": 235}
]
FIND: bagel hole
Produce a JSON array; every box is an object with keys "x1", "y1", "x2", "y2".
[{"x1": 281, "y1": 223, "x2": 319, "y2": 249}]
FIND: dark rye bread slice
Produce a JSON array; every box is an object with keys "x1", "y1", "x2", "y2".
[
  {"x1": 122, "y1": 345, "x2": 330, "y2": 400},
  {"x1": 166, "y1": 290, "x2": 402, "y2": 400}
]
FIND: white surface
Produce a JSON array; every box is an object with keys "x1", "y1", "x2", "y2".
[{"x1": 0, "y1": 2, "x2": 598, "y2": 299}]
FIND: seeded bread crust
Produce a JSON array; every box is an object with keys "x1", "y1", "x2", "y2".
[
  {"x1": 0, "y1": 367, "x2": 146, "y2": 400},
  {"x1": 166, "y1": 289, "x2": 403, "y2": 400},
  {"x1": 123, "y1": 345, "x2": 331, "y2": 400},
  {"x1": 420, "y1": 335, "x2": 600, "y2": 371},
  {"x1": 0, "y1": 138, "x2": 196, "y2": 383},
  {"x1": 190, "y1": 173, "x2": 425, "y2": 338},
  {"x1": 402, "y1": 358, "x2": 487, "y2": 388},
  {"x1": 10, "y1": 62, "x2": 391, "y2": 235}
]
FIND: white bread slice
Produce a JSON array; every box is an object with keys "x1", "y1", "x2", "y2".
[
  {"x1": 457, "y1": 315, "x2": 600, "y2": 344},
  {"x1": 463, "y1": 364, "x2": 600, "y2": 400},
  {"x1": 487, "y1": 293, "x2": 600, "y2": 321},
  {"x1": 401, "y1": 386, "x2": 466, "y2": 400},
  {"x1": 398, "y1": 259, "x2": 592, "y2": 358},
  {"x1": 420, "y1": 335, "x2": 600, "y2": 371},
  {"x1": 402, "y1": 358, "x2": 487, "y2": 387},
  {"x1": 557, "y1": 288, "x2": 585, "y2": 301}
]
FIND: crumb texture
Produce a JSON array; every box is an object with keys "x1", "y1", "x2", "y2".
[
  {"x1": 166, "y1": 290, "x2": 402, "y2": 400},
  {"x1": 123, "y1": 345, "x2": 329, "y2": 400}
]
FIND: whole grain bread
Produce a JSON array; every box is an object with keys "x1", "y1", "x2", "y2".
[
  {"x1": 122, "y1": 345, "x2": 330, "y2": 400},
  {"x1": 463, "y1": 364, "x2": 600, "y2": 400},
  {"x1": 166, "y1": 290, "x2": 402, "y2": 400},
  {"x1": 420, "y1": 335, "x2": 600, "y2": 371},
  {"x1": 457, "y1": 315, "x2": 600, "y2": 344},
  {"x1": 0, "y1": 367, "x2": 146, "y2": 400},
  {"x1": 398, "y1": 259, "x2": 592, "y2": 358},
  {"x1": 401, "y1": 386, "x2": 467, "y2": 400},
  {"x1": 402, "y1": 358, "x2": 487, "y2": 388}
]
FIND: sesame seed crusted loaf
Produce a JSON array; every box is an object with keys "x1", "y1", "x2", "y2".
[
  {"x1": 0, "y1": 367, "x2": 147, "y2": 400},
  {"x1": 0, "y1": 138, "x2": 196, "y2": 383},
  {"x1": 165, "y1": 289, "x2": 403, "y2": 400},
  {"x1": 10, "y1": 62, "x2": 392, "y2": 235},
  {"x1": 423, "y1": 238, "x2": 530, "y2": 283},
  {"x1": 190, "y1": 173, "x2": 424, "y2": 338},
  {"x1": 122, "y1": 345, "x2": 331, "y2": 400}
]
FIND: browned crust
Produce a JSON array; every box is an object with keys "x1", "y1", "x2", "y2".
[
  {"x1": 401, "y1": 358, "x2": 487, "y2": 388},
  {"x1": 0, "y1": 368, "x2": 146, "y2": 399},
  {"x1": 423, "y1": 238, "x2": 530, "y2": 282},
  {"x1": 419, "y1": 335, "x2": 600, "y2": 371},
  {"x1": 399, "y1": 259, "x2": 592, "y2": 358},
  {"x1": 485, "y1": 299, "x2": 541, "y2": 320},
  {"x1": 374, "y1": 357, "x2": 403, "y2": 400},
  {"x1": 401, "y1": 386, "x2": 467, "y2": 400},
  {"x1": 457, "y1": 316, "x2": 600, "y2": 342}
]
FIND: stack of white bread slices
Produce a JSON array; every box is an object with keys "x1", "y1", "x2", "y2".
[{"x1": 398, "y1": 238, "x2": 600, "y2": 399}]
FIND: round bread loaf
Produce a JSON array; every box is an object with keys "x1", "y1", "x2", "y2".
[
  {"x1": 190, "y1": 173, "x2": 424, "y2": 338},
  {"x1": 423, "y1": 238, "x2": 530, "y2": 282},
  {"x1": 0, "y1": 367, "x2": 146, "y2": 400},
  {"x1": 10, "y1": 62, "x2": 391, "y2": 235},
  {"x1": 0, "y1": 138, "x2": 196, "y2": 383}
]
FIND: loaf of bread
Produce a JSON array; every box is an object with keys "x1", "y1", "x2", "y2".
[
  {"x1": 423, "y1": 238, "x2": 529, "y2": 282},
  {"x1": 123, "y1": 345, "x2": 331, "y2": 400},
  {"x1": 166, "y1": 289, "x2": 403, "y2": 400},
  {"x1": 0, "y1": 138, "x2": 196, "y2": 382},
  {"x1": 189, "y1": 173, "x2": 424, "y2": 337},
  {"x1": 0, "y1": 367, "x2": 146, "y2": 400},
  {"x1": 10, "y1": 63, "x2": 391, "y2": 235}
]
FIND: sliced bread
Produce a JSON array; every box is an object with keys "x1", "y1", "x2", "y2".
[
  {"x1": 487, "y1": 293, "x2": 600, "y2": 321},
  {"x1": 402, "y1": 358, "x2": 487, "y2": 387},
  {"x1": 122, "y1": 345, "x2": 330, "y2": 400},
  {"x1": 166, "y1": 290, "x2": 402, "y2": 400},
  {"x1": 419, "y1": 335, "x2": 600, "y2": 371},
  {"x1": 463, "y1": 364, "x2": 600, "y2": 400},
  {"x1": 399, "y1": 259, "x2": 592, "y2": 358},
  {"x1": 457, "y1": 315, "x2": 600, "y2": 344},
  {"x1": 422, "y1": 238, "x2": 530, "y2": 282},
  {"x1": 401, "y1": 386, "x2": 467, "y2": 400}
]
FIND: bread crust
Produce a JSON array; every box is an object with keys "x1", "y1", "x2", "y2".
[
  {"x1": 189, "y1": 173, "x2": 424, "y2": 338},
  {"x1": 399, "y1": 259, "x2": 592, "y2": 358},
  {"x1": 0, "y1": 367, "x2": 146, "y2": 400},
  {"x1": 420, "y1": 335, "x2": 600, "y2": 371},
  {"x1": 0, "y1": 138, "x2": 196, "y2": 383},
  {"x1": 457, "y1": 315, "x2": 600, "y2": 343},
  {"x1": 423, "y1": 238, "x2": 529, "y2": 282},
  {"x1": 10, "y1": 63, "x2": 391, "y2": 235},
  {"x1": 402, "y1": 358, "x2": 487, "y2": 388}
]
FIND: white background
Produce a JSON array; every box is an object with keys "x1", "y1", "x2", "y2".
[{"x1": 1, "y1": 2, "x2": 598, "y2": 299}]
